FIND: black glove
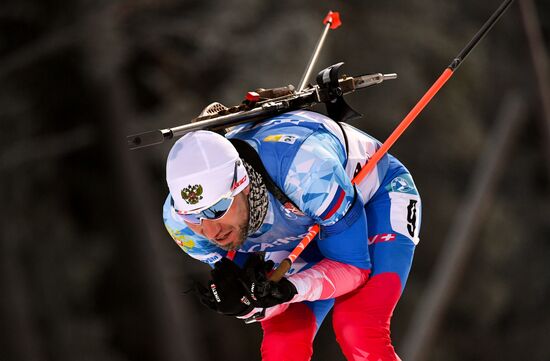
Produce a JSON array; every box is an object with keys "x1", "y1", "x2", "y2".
[
  {"x1": 193, "y1": 258, "x2": 254, "y2": 317},
  {"x1": 242, "y1": 253, "x2": 298, "y2": 308}
]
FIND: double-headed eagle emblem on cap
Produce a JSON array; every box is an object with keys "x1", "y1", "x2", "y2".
[{"x1": 181, "y1": 184, "x2": 203, "y2": 205}]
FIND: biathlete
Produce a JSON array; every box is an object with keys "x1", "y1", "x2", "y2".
[{"x1": 163, "y1": 110, "x2": 421, "y2": 360}]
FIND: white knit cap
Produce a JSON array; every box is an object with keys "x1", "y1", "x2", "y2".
[{"x1": 166, "y1": 131, "x2": 249, "y2": 212}]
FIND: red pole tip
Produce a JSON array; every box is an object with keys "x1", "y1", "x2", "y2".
[{"x1": 323, "y1": 11, "x2": 342, "y2": 29}]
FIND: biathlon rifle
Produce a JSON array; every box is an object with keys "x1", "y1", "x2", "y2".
[{"x1": 127, "y1": 11, "x2": 397, "y2": 150}]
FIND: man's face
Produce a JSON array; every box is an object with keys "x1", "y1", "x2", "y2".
[{"x1": 184, "y1": 186, "x2": 250, "y2": 251}]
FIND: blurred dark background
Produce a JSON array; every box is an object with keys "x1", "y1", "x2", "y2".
[{"x1": 1, "y1": 0, "x2": 549, "y2": 360}]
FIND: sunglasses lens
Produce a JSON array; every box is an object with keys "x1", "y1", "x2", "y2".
[
  {"x1": 206, "y1": 197, "x2": 233, "y2": 218},
  {"x1": 180, "y1": 213, "x2": 202, "y2": 224},
  {"x1": 179, "y1": 197, "x2": 234, "y2": 224}
]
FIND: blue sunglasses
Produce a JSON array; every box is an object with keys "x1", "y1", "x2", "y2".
[
  {"x1": 173, "y1": 161, "x2": 242, "y2": 224},
  {"x1": 175, "y1": 196, "x2": 235, "y2": 224}
]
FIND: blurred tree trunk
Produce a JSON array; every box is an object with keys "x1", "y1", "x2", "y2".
[
  {"x1": 519, "y1": 0, "x2": 550, "y2": 173},
  {"x1": 0, "y1": 217, "x2": 44, "y2": 361},
  {"x1": 80, "y1": 3, "x2": 202, "y2": 361},
  {"x1": 401, "y1": 92, "x2": 528, "y2": 361}
]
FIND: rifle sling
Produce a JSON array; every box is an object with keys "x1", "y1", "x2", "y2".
[{"x1": 229, "y1": 139, "x2": 302, "y2": 212}]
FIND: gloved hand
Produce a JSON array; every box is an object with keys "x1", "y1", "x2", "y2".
[
  {"x1": 242, "y1": 253, "x2": 297, "y2": 308},
  {"x1": 193, "y1": 258, "x2": 254, "y2": 317}
]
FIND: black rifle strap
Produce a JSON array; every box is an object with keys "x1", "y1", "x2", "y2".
[
  {"x1": 229, "y1": 139, "x2": 302, "y2": 212},
  {"x1": 316, "y1": 62, "x2": 362, "y2": 123}
]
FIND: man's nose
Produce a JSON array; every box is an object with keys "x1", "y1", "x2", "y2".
[{"x1": 201, "y1": 220, "x2": 221, "y2": 240}]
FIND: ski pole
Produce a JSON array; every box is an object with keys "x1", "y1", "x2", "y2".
[
  {"x1": 297, "y1": 11, "x2": 342, "y2": 92},
  {"x1": 269, "y1": 0, "x2": 515, "y2": 282}
]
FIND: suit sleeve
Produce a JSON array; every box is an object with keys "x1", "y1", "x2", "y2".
[{"x1": 288, "y1": 259, "x2": 370, "y2": 302}]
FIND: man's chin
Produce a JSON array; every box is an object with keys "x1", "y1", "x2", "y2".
[
  {"x1": 221, "y1": 237, "x2": 246, "y2": 251},
  {"x1": 224, "y1": 231, "x2": 248, "y2": 251},
  {"x1": 222, "y1": 243, "x2": 238, "y2": 251},
  {"x1": 211, "y1": 224, "x2": 248, "y2": 251}
]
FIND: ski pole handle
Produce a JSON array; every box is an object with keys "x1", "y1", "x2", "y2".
[
  {"x1": 268, "y1": 259, "x2": 292, "y2": 283},
  {"x1": 269, "y1": 224, "x2": 320, "y2": 282}
]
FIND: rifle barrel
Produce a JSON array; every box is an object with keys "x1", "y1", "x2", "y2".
[{"x1": 126, "y1": 72, "x2": 397, "y2": 150}]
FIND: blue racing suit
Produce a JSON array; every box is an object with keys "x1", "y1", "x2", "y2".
[{"x1": 163, "y1": 110, "x2": 422, "y2": 360}]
